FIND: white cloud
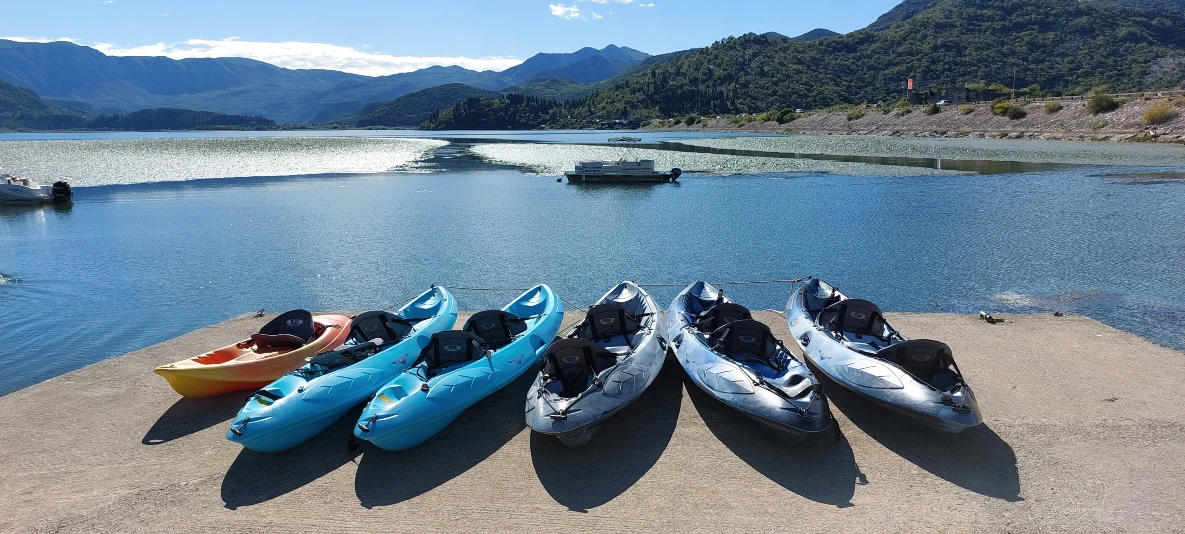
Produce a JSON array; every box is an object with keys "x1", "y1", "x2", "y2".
[
  {"x1": 591, "y1": 10, "x2": 603, "y2": 19},
  {"x1": 1, "y1": 36, "x2": 522, "y2": 76},
  {"x1": 1, "y1": 36, "x2": 78, "y2": 43},
  {"x1": 549, "y1": 3, "x2": 583, "y2": 19}
]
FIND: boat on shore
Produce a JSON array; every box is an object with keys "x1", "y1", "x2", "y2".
[
  {"x1": 564, "y1": 137, "x2": 681, "y2": 183},
  {"x1": 1, "y1": 173, "x2": 72, "y2": 204},
  {"x1": 785, "y1": 278, "x2": 982, "y2": 432}
]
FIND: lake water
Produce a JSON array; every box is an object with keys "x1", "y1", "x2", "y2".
[{"x1": 2, "y1": 130, "x2": 1184, "y2": 393}]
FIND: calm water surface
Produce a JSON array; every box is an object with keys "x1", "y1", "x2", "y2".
[{"x1": 2, "y1": 131, "x2": 1184, "y2": 393}]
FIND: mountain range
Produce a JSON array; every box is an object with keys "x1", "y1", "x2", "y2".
[{"x1": 0, "y1": 41, "x2": 648, "y2": 124}]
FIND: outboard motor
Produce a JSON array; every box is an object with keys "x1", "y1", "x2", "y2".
[
  {"x1": 670, "y1": 168, "x2": 682, "y2": 182},
  {"x1": 51, "y1": 181, "x2": 72, "y2": 203}
]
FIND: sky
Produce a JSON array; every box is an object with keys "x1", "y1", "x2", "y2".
[{"x1": 0, "y1": 0, "x2": 905, "y2": 76}]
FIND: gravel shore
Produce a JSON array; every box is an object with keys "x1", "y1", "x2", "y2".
[{"x1": 648, "y1": 96, "x2": 1185, "y2": 144}]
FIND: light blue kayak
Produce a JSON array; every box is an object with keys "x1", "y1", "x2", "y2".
[
  {"x1": 354, "y1": 285, "x2": 563, "y2": 451},
  {"x1": 226, "y1": 286, "x2": 457, "y2": 452}
]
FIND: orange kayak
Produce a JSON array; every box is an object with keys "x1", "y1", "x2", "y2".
[{"x1": 154, "y1": 310, "x2": 352, "y2": 397}]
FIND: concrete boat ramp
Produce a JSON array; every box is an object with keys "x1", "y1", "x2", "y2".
[{"x1": 2, "y1": 312, "x2": 1183, "y2": 532}]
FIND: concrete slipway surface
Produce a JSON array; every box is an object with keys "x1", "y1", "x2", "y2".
[{"x1": 1, "y1": 311, "x2": 1183, "y2": 533}]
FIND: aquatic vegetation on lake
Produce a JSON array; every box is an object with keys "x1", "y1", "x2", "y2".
[
  {"x1": 0, "y1": 137, "x2": 447, "y2": 186},
  {"x1": 468, "y1": 143, "x2": 960, "y2": 177}
]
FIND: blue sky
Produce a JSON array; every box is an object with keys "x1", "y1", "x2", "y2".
[{"x1": 0, "y1": 0, "x2": 905, "y2": 75}]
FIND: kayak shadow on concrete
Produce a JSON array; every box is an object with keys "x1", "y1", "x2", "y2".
[
  {"x1": 353, "y1": 372, "x2": 535, "y2": 508},
  {"x1": 684, "y1": 374, "x2": 863, "y2": 508},
  {"x1": 219, "y1": 404, "x2": 365, "y2": 509},
  {"x1": 142, "y1": 393, "x2": 245, "y2": 445},
  {"x1": 821, "y1": 373, "x2": 1022, "y2": 502},
  {"x1": 529, "y1": 361, "x2": 683, "y2": 512}
]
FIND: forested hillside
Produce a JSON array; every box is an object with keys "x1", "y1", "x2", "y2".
[
  {"x1": 425, "y1": 0, "x2": 1185, "y2": 129},
  {"x1": 85, "y1": 108, "x2": 275, "y2": 130},
  {"x1": 0, "y1": 78, "x2": 85, "y2": 129}
]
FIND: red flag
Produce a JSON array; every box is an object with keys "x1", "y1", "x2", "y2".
[{"x1": 908, "y1": 78, "x2": 914, "y2": 90}]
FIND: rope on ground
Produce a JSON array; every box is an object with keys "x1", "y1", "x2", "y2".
[
  {"x1": 437, "y1": 285, "x2": 538, "y2": 292},
  {"x1": 638, "y1": 278, "x2": 805, "y2": 288}
]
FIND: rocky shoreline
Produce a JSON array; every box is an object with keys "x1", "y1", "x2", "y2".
[{"x1": 645, "y1": 96, "x2": 1185, "y2": 144}]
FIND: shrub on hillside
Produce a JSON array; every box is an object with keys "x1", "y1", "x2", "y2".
[
  {"x1": 1044, "y1": 101, "x2": 1063, "y2": 113},
  {"x1": 1007, "y1": 106, "x2": 1027, "y2": 119},
  {"x1": 895, "y1": 107, "x2": 912, "y2": 116},
  {"x1": 960, "y1": 105, "x2": 975, "y2": 115},
  {"x1": 847, "y1": 109, "x2": 867, "y2": 121},
  {"x1": 1091, "y1": 117, "x2": 1108, "y2": 131},
  {"x1": 923, "y1": 103, "x2": 941, "y2": 115},
  {"x1": 1142, "y1": 101, "x2": 1178, "y2": 125},
  {"x1": 991, "y1": 101, "x2": 1012, "y2": 116},
  {"x1": 684, "y1": 115, "x2": 698, "y2": 126},
  {"x1": 1086, "y1": 94, "x2": 1119, "y2": 114}
]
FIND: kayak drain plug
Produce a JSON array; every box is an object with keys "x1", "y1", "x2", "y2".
[{"x1": 421, "y1": 383, "x2": 430, "y2": 392}]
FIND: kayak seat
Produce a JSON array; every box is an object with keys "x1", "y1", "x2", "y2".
[
  {"x1": 349, "y1": 311, "x2": 413, "y2": 345},
  {"x1": 305, "y1": 342, "x2": 381, "y2": 372},
  {"x1": 463, "y1": 310, "x2": 526, "y2": 350},
  {"x1": 544, "y1": 339, "x2": 618, "y2": 397},
  {"x1": 695, "y1": 302, "x2": 753, "y2": 332},
  {"x1": 421, "y1": 331, "x2": 488, "y2": 373},
  {"x1": 876, "y1": 339, "x2": 960, "y2": 391},
  {"x1": 708, "y1": 319, "x2": 781, "y2": 369},
  {"x1": 819, "y1": 299, "x2": 889, "y2": 340},
  {"x1": 577, "y1": 303, "x2": 643, "y2": 341},
  {"x1": 251, "y1": 309, "x2": 315, "y2": 349}
]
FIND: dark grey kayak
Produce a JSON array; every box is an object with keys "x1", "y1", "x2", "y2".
[
  {"x1": 786, "y1": 278, "x2": 983, "y2": 432},
  {"x1": 525, "y1": 281, "x2": 666, "y2": 448}
]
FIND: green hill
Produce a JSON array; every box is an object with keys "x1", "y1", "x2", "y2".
[
  {"x1": 0, "y1": 78, "x2": 85, "y2": 130},
  {"x1": 424, "y1": 0, "x2": 1185, "y2": 129},
  {"x1": 85, "y1": 108, "x2": 275, "y2": 130},
  {"x1": 356, "y1": 84, "x2": 497, "y2": 127}
]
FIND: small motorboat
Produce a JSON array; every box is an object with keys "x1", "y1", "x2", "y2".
[
  {"x1": 525, "y1": 281, "x2": 665, "y2": 447},
  {"x1": 0, "y1": 173, "x2": 72, "y2": 204},
  {"x1": 154, "y1": 310, "x2": 352, "y2": 397},
  {"x1": 786, "y1": 278, "x2": 982, "y2": 432},
  {"x1": 666, "y1": 281, "x2": 832, "y2": 439},
  {"x1": 354, "y1": 285, "x2": 563, "y2": 451},
  {"x1": 226, "y1": 287, "x2": 457, "y2": 452}
]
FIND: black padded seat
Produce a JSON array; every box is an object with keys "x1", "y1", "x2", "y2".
[
  {"x1": 463, "y1": 310, "x2": 526, "y2": 349},
  {"x1": 695, "y1": 302, "x2": 753, "y2": 332},
  {"x1": 349, "y1": 311, "x2": 414, "y2": 345},
  {"x1": 707, "y1": 319, "x2": 780, "y2": 368},
  {"x1": 544, "y1": 338, "x2": 619, "y2": 397},
  {"x1": 876, "y1": 339, "x2": 960, "y2": 390},
  {"x1": 421, "y1": 331, "x2": 488, "y2": 371},
  {"x1": 305, "y1": 342, "x2": 381, "y2": 371},
  {"x1": 251, "y1": 309, "x2": 315, "y2": 349},
  {"x1": 818, "y1": 299, "x2": 888, "y2": 340},
  {"x1": 577, "y1": 303, "x2": 643, "y2": 340}
]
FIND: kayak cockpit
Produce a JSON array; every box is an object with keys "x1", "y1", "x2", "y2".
[
  {"x1": 542, "y1": 289, "x2": 656, "y2": 398},
  {"x1": 290, "y1": 310, "x2": 421, "y2": 378},
  {"x1": 798, "y1": 278, "x2": 970, "y2": 394}
]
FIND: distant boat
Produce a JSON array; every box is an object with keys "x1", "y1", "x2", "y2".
[
  {"x1": 1, "y1": 173, "x2": 72, "y2": 204},
  {"x1": 565, "y1": 137, "x2": 680, "y2": 183}
]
